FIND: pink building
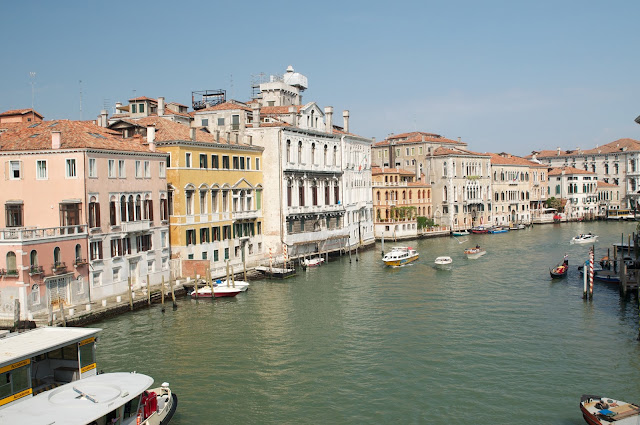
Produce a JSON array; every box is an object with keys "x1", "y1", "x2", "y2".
[{"x1": 0, "y1": 119, "x2": 169, "y2": 320}]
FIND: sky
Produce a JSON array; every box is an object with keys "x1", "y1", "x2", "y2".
[{"x1": 1, "y1": 0, "x2": 639, "y2": 156}]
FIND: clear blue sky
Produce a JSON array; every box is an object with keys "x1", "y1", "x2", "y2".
[{"x1": 2, "y1": 1, "x2": 639, "y2": 155}]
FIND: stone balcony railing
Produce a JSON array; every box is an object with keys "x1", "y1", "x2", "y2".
[
  {"x1": 286, "y1": 204, "x2": 345, "y2": 215},
  {"x1": 0, "y1": 225, "x2": 87, "y2": 242},
  {"x1": 232, "y1": 209, "x2": 261, "y2": 220},
  {"x1": 120, "y1": 220, "x2": 151, "y2": 233}
]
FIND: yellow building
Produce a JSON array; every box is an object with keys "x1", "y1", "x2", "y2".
[{"x1": 110, "y1": 117, "x2": 264, "y2": 278}]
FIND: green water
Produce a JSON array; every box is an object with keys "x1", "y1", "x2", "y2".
[{"x1": 91, "y1": 221, "x2": 640, "y2": 424}]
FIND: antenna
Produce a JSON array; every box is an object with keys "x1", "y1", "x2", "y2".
[
  {"x1": 29, "y1": 72, "x2": 36, "y2": 121},
  {"x1": 79, "y1": 80, "x2": 83, "y2": 120},
  {"x1": 229, "y1": 74, "x2": 234, "y2": 100}
]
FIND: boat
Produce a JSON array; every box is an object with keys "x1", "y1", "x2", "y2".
[
  {"x1": 434, "y1": 256, "x2": 452, "y2": 268},
  {"x1": 488, "y1": 227, "x2": 508, "y2": 234},
  {"x1": 578, "y1": 266, "x2": 621, "y2": 284},
  {"x1": 0, "y1": 372, "x2": 177, "y2": 425},
  {"x1": 452, "y1": 230, "x2": 469, "y2": 236},
  {"x1": 471, "y1": 226, "x2": 489, "y2": 234},
  {"x1": 580, "y1": 394, "x2": 640, "y2": 424},
  {"x1": 190, "y1": 284, "x2": 243, "y2": 298},
  {"x1": 464, "y1": 246, "x2": 486, "y2": 259},
  {"x1": 550, "y1": 258, "x2": 569, "y2": 279},
  {"x1": 213, "y1": 279, "x2": 250, "y2": 292},
  {"x1": 382, "y1": 246, "x2": 419, "y2": 267},
  {"x1": 302, "y1": 256, "x2": 325, "y2": 267},
  {"x1": 571, "y1": 233, "x2": 598, "y2": 244}
]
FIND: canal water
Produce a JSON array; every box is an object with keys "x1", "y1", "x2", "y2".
[{"x1": 91, "y1": 221, "x2": 640, "y2": 424}]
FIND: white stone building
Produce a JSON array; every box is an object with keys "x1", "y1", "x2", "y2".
[{"x1": 548, "y1": 166, "x2": 598, "y2": 219}]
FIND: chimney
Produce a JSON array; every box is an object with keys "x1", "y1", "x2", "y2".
[
  {"x1": 158, "y1": 97, "x2": 165, "y2": 116},
  {"x1": 372, "y1": 137, "x2": 376, "y2": 144},
  {"x1": 146, "y1": 125, "x2": 156, "y2": 151},
  {"x1": 343, "y1": 110, "x2": 350, "y2": 133},
  {"x1": 100, "y1": 110, "x2": 108, "y2": 127},
  {"x1": 115, "y1": 102, "x2": 122, "y2": 112},
  {"x1": 289, "y1": 106, "x2": 297, "y2": 126},
  {"x1": 556, "y1": 147, "x2": 561, "y2": 156},
  {"x1": 51, "y1": 131, "x2": 61, "y2": 149},
  {"x1": 324, "y1": 106, "x2": 333, "y2": 133},
  {"x1": 458, "y1": 137, "x2": 461, "y2": 143},
  {"x1": 190, "y1": 127, "x2": 196, "y2": 142},
  {"x1": 216, "y1": 130, "x2": 220, "y2": 143},
  {"x1": 389, "y1": 141, "x2": 395, "y2": 168},
  {"x1": 226, "y1": 132, "x2": 231, "y2": 144},
  {"x1": 252, "y1": 103, "x2": 260, "y2": 128}
]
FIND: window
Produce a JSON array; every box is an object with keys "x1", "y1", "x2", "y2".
[
  {"x1": 199, "y1": 154, "x2": 208, "y2": 169},
  {"x1": 186, "y1": 190, "x2": 194, "y2": 215},
  {"x1": 108, "y1": 159, "x2": 115, "y2": 178},
  {"x1": 135, "y1": 161, "x2": 142, "y2": 178},
  {"x1": 144, "y1": 161, "x2": 150, "y2": 178},
  {"x1": 66, "y1": 159, "x2": 77, "y2": 178},
  {"x1": 118, "y1": 160, "x2": 126, "y2": 178},
  {"x1": 202, "y1": 118, "x2": 209, "y2": 126},
  {"x1": 159, "y1": 161, "x2": 166, "y2": 177},
  {"x1": 9, "y1": 161, "x2": 21, "y2": 179},
  {"x1": 90, "y1": 241, "x2": 103, "y2": 260},
  {"x1": 161, "y1": 231, "x2": 168, "y2": 248},
  {"x1": 88, "y1": 200, "x2": 100, "y2": 228},
  {"x1": 222, "y1": 156, "x2": 230, "y2": 169},
  {"x1": 212, "y1": 155, "x2": 219, "y2": 169},
  {"x1": 231, "y1": 114, "x2": 240, "y2": 130},
  {"x1": 36, "y1": 160, "x2": 48, "y2": 179},
  {"x1": 131, "y1": 104, "x2": 137, "y2": 114},
  {"x1": 5, "y1": 203, "x2": 23, "y2": 227},
  {"x1": 233, "y1": 156, "x2": 239, "y2": 169},
  {"x1": 144, "y1": 198, "x2": 153, "y2": 221},
  {"x1": 255, "y1": 158, "x2": 260, "y2": 170},
  {"x1": 88, "y1": 158, "x2": 97, "y2": 178},
  {"x1": 6, "y1": 251, "x2": 17, "y2": 275},
  {"x1": 217, "y1": 117, "x2": 224, "y2": 126},
  {"x1": 224, "y1": 248, "x2": 229, "y2": 260},
  {"x1": 214, "y1": 250, "x2": 219, "y2": 261},
  {"x1": 200, "y1": 228, "x2": 210, "y2": 244},
  {"x1": 139, "y1": 103, "x2": 145, "y2": 113},
  {"x1": 185, "y1": 153, "x2": 192, "y2": 168},
  {"x1": 186, "y1": 229, "x2": 196, "y2": 246}
]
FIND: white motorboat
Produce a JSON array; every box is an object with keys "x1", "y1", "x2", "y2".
[
  {"x1": 580, "y1": 394, "x2": 640, "y2": 424},
  {"x1": 571, "y1": 233, "x2": 598, "y2": 244},
  {"x1": 434, "y1": 256, "x2": 453, "y2": 268},
  {"x1": 382, "y1": 246, "x2": 419, "y2": 267},
  {"x1": 464, "y1": 246, "x2": 486, "y2": 259},
  {"x1": 0, "y1": 372, "x2": 177, "y2": 425},
  {"x1": 302, "y1": 257, "x2": 325, "y2": 267},
  {"x1": 213, "y1": 279, "x2": 250, "y2": 292},
  {"x1": 190, "y1": 284, "x2": 243, "y2": 298}
]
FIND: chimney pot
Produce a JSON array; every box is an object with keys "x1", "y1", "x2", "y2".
[
  {"x1": 100, "y1": 110, "x2": 108, "y2": 127},
  {"x1": 51, "y1": 131, "x2": 61, "y2": 149},
  {"x1": 252, "y1": 104, "x2": 260, "y2": 128},
  {"x1": 158, "y1": 97, "x2": 165, "y2": 116},
  {"x1": 147, "y1": 125, "x2": 156, "y2": 151},
  {"x1": 342, "y1": 110, "x2": 350, "y2": 133},
  {"x1": 325, "y1": 106, "x2": 334, "y2": 134},
  {"x1": 190, "y1": 128, "x2": 196, "y2": 142},
  {"x1": 289, "y1": 106, "x2": 297, "y2": 126}
]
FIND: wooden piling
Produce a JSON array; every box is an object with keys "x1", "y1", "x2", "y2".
[
  {"x1": 161, "y1": 275, "x2": 165, "y2": 312},
  {"x1": 226, "y1": 261, "x2": 230, "y2": 287},
  {"x1": 589, "y1": 247, "x2": 594, "y2": 300},
  {"x1": 128, "y1": 277, "x2": 133, "y2": 311},
  {"x1": 621, "y1": 262, "x2": 628, "y2": 297},
  {"x1": 583, "y1": 260, "x2": 588, "y2": 299},
  {"x1": 147, "y1": 274, "x2": 151, "y2": 306},
  {"x1": 243, "y1": 255, "x2": 247, "y2": 281},
  {"x1": 230, "y1": 265, "x2": 236, "y2": 288},
  {"x1": 13, "y1": 299, "x2": 20, "y2": 331},
  {"x1": 169, "y1": 276, "x2": 177, "y2": 309},
  {"x1": 59, "y1": 300, "x2": 66, "y2": 327},
  {"x1": 194, "y1": 272, "x2": 199, "y2": 299}
]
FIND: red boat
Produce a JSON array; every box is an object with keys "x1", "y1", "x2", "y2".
[
  {"x1": 471, "y1": 226, "x2": 488, "y2": 234},
  {"x1": 580, "y1": 394, "x2": 640, "y2": 424}
]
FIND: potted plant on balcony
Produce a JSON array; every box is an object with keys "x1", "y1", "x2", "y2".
[{"x1": 52, "y1": 262, "x2": 67, "y2": 274}]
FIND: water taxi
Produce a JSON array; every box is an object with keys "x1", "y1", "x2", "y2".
[
  {"x1": 0, "y1": 371, "x2": 177, "y2": 425},
  {"x1": 580, "y1": 394, "x2": 640, "y2": 424},
  {"x1": 464, "y1": 246, "x2": 486, "y2": 259},
  {"x1": 382, "y1": 247, "x2": 419, "y2": 267},
  {"x1": 571, "y1": 233, "x2": 598, "y2": 244},
  {"x1": 434, "y1": 256, "x2": 453, "y2": 269}
]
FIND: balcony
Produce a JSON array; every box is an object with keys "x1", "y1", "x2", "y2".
[
  {"x1": 29, "y1": 265, "x2": 44, "y2": 276},
  {"x1": 52, "y1": 262, "x2": 67, "y2": 274},
  {"x1": 0, "y1": 268, "x2": 18, "y2": 277},
  {"x1": 74, "y1": 258, "x2": 88, "y2": 267},
  {"x1": 120, "y1": 220, "x2": 150, "y2": 233},
  {"x1": 0, "y1": 225, "x2": 87, "y2": 243},
  {"x1": 232, "y1": 210, "x2": 261, "y2": 220},
  {"x1": 287, "y1": 204, "x2": 345, "y2": 215}
]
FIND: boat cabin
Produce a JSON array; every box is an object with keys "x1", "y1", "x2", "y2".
[{"x1": 0, "y1": 327, "x2": 100, "y2": 408}]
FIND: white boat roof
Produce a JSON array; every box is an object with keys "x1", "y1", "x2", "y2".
[
  {"x1": 0, "y1": 327, "x2": 101, "y2": 367},
  {"x1": 0, "y1": 372, "x2": 152, "y2": 424}
]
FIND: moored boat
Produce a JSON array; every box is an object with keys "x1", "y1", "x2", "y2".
[
  {"x1": 571, "y1": 233, "x2": 598, "y2": 244},
  {"x1": 464, "y1": 246, "x2": 486, "y2": 259},
  {"x1": 488, "y1": 227, "x2": 508, "y2": 234},
  {"x1": 190, "y1": 284, "x2": 243, "y2": 298},
  {"x1": 382, "y1": 246, "x2": 419, "y2": 267},
  {"x1": 302, "y1": 257, "x2": 325, "y2": 267},
  {"x1": 580, "y1": 394, "x2": 640, "y2": 424},
  {"x1": 0, "y1": 372, "x2": 177, "y2": 425},
  {"x1": 434, "y1": 256, "x2": 452, "y2": 268},
  {"x1": 452, "y1": 230, "x2": 469, "y2": 236},
  {"x1": 471, "y1": 226, "x2": 489, "y2": 234}
]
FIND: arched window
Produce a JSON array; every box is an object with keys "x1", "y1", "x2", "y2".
[
  {"x1": 6, "y1": 251, "x2": 17, "y2": 274},
  {"x1": 110, "y1": 196, "x2": 117, "y2": 225},
  {"x1": 298, "y1": 141, "x2": 303, "y2": 163},
  {"x1": 324, "y1": 145, "x2": 328, "y2": 166},
  {"x1": 120, "y1": 195, "x2": 127, "y2": 222},
  {"x1": 128, "y1": 195, "x2": 135, "y2": 221},
  {"x1": 53, "y1": 247, "x2": 61, "y2": 266},
  {"x1": 135, "y1": 195, "x2": 142, "y2": 221},
  {"x1": 286, "y1": 140, "x2": 291, "y2": 162},
  {"x1": 31, "y1": 283, "x2": 40, "y2": 305},
  {"x1": 30, "y1": 250, "x2": 38, "y2": 267},
  {"x1": 75, "y1": 244, "x2": 82, "y2": 261},
  {"x1": 311, "y1": 143, "x2": 316, "y2": 165}
]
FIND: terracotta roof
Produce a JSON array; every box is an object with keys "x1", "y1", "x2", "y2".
[
  {"x1": 195, "y1": 101, "x2": 251, "y2": 113},
  {"x1": 128, "y1": 96, "x2": 157, "y2": 103},
  {"x1": 131, "y1": 117, "x2": 220, "y2": 143},
  {"x1": 548, "y1": 166, "x2": 596, "y2": 176},
  {"x1": 373, "y1": 131, "x2": 463, "y2": 147},
  {"x1": 597, "y1": 181, "x2": 618, "y2": 188},
  {"x1": 530, "y1": 138, "x2": 640, "y2": 158},
  {"x1": 167, "y1": 101, "x2": 188, "y2": 108},
  {"x1": 0, "y1": 120, "x2": 157, "y2": 153},
  {"x1": 0, "y1": 108, "x2": 44, "y2": 119},
  {"x1": 488, "y1": 153, "x2": 542, "y2": 167},
  {"x1": 260, "y1": 105, "x2": 304, "y2": 115},
  {"x1": 431, "y1": 146, "x2": 489, "y2": 157}
]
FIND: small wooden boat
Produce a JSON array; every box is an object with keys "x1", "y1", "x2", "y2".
[
  {"x1": 464, "y1": 246, "x2": 486, "y2": 259},
  {"x1": 550, "y1": 259, "x2": 568, "y2": 278},
  {"x1": 488, "y1": 227, "x2": 508, "y2": 234},
  {"x1": 302, "y1": 257, "x2": 325, "y2": 267},
  {"x1": 571, "y1": 233, "x2": 598, "y2": 244},
  {"x1": 383, "y1": 246, "x2": 419, "y2": 267},
  {"x1": 434, "y1": 256, "x2": 452, "y2": 268},
  {"x1": 580, "y1": 394, "x2": 640, "y2": 424}
]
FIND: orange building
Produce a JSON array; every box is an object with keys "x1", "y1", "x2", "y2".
[{"x1": 0, "y1": 108, "x2": 44, "y2": 124}]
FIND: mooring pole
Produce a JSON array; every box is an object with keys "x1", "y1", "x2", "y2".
[
  {"x1": 161, "y1": 275, "x2": 165, "y2": 312},
  {"x1": 194, "y1": 272, "x2": 199, "y2": 299},
  {"x1": 147, "y1": 274, "x2": 151, "y2": 306},
  {"x1": 583, "y1": 260, "x2": 588, "y2": 299},
  {"x1": 128, "y1": 277, "x2": 133, "y2": 311},
  {"x1": 589, "y1": 247, "x2": 594, "y2": 300},
  {"x1": 169, "y1": 276, "x2": 177, "y2": 309}
]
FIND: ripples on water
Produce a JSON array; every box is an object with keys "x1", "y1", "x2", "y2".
[{"x1": 92, "y1": 222, "x2": 640, "y2": 424}]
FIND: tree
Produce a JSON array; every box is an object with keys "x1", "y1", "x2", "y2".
[{"x1": 546, "y1": 197, "x2": 563, "y2": 212}]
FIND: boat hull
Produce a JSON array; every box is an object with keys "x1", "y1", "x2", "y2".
[
  {"x1": 383, "y1": 255, "x2": 419, "y2": 267},
  {"x1": 464, "y1": 250, "x2": 486, "y2": 259}
]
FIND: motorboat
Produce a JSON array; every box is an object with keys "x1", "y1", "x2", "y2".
[
  {"x1": 190, "y1": 284, "x2": 242, "y2": 298},
  {"x1": 488, "y1": 227, "x2": 508, "y2": 234},
  {"x1": 464, "y1": 246, "x2": 486, "y2": 259},
  {"x1": 213, "y1": 279, "x2": 250, "y2": 292},
  {"x1": 452, "y1": 230, "x2": 469, "y2": 236},
  {"x1": 471, "y1": 226, "x2": 489, "y2": 234},
  {"x1": 382, "y1": 246, "x2": 419, "y2": 267},
  {"x1": 0, "y1": 372, "x2": 177, "y2": 425},
  {"x1": 434, "y1": 256, "x2": 452, "y2": 268},
  {"x1": 302, "y1": 257, "x2": 325, "y2": 267},
  {"x1": 580, "y1": 394, "x2": 640, "y2": 424},
  {"x1": 571, "y1": 233, "x2": 598, "y2": 244}
]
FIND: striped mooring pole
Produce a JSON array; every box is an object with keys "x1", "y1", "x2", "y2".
[{"x1": 589, "y1": 247, "x2": 594, "y2": 300}]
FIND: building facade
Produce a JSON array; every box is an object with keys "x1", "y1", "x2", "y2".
[{"x1": 548, "y1": 166, "x2": 598, "y2": 219}]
